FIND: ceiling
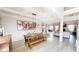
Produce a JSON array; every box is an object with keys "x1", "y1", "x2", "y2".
[
  {"x1": 64, "y1": 20, "x2": 77, "y2": 25},
  {"x1": 64, "y1": 7, "x2": 75, "y2": 11},
  {"x1": 0, "y1": 7, "x2": 62, "y2": 25},
  {"x1": 64, "y1": 7, "x2": 79, "y2": 24}
]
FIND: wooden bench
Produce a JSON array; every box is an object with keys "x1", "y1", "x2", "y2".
[{"x1": 24, "y1": 33, "x2": 47, "y2": 48}]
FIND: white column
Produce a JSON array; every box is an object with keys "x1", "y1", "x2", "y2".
[
  {"x1": 59, "y1": 18, "x2": 63, "y2": 42},
  {"x1": 56, "y1": 7, "x2": 64, "y2": 42},
  {"x1": 51, "y1": 7, "x2": 64, "y2": 42}
]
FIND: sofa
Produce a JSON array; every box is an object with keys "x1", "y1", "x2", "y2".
[{"x1": 54, "y1": 32, "x2": 70, "y2": 39}]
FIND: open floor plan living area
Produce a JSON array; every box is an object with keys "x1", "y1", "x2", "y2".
[{"x1": 0, "y1": 7, "x2": 78, "y2": 52}]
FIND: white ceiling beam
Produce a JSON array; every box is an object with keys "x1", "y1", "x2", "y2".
[
  {"x1": 0, "y1": 8, "x2": 41, "y2": 20},
  {"x1": 0, "y1": 11, "x2": 20, "y2": 18},
  {"x1": 0, "y1": 8, "x2": 48, "y2": 19},
  {"x1": 64, "y1": 8, "x2": 79, "y2": 15},
  {"x1": 0, "y1": 8, "x2": 24, "y2": 16},
  {"x1": 64, "y1": 15, "x2": 79, "y2": 21}
]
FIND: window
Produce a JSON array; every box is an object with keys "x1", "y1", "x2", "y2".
[
  {"x1": 55, "y1": 25, "x2": 59, "y2": 31},
  {"x1": 68, "y1": 25, "x2": 75, "y2": 32},
  {"x1": 48, "y1": 25, "x2": 53, "y2": 30}
]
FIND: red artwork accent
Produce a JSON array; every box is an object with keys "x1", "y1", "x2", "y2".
[
  {"x1": 28, "y1": 22, "x2": 36, "y2": 29},
  {"x1": 22, "y1": 21, "x2": 28, "y2": 30},
  {"x1": 17, "y1": 20, "x2": 36, "y2": 30}
]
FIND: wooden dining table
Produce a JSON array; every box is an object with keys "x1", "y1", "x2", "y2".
[{"x1": 0, "y1": 35, "x2": 11, "y2": 52}]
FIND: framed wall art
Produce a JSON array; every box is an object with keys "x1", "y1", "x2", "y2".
[
  {"x1": 28, "y1": 21, "x2": 36, "y2": 29},
  {"x1": 17, "y1": 20, "x2": 28, "y2": 30}
]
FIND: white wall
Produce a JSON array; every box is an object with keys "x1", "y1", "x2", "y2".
[
  {"x1": 77, "y1": 21, "x2": 79, "y2": 40},
  {"x1": 0, "y1": 17, "x2": 1, "y2": 24},
  {"x1": 76, "y1": 21, "x2": 79, "y2": 51},
  {"x1": 1, "y1": 15, "x2": 42, "y2": 42}
]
